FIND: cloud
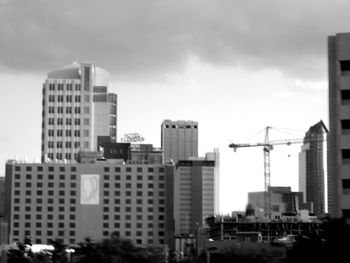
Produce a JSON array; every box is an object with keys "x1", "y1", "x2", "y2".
[{"x1": 0, "y1": 0, "x2": 348, "y2": 80}]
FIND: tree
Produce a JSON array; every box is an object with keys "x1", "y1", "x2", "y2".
[
  {"x1": 7, "y1": 242, "x2": 33, "y2": 263},
  {"x1": 287, "y1": 218, "x2": 350, "y2": 263},
  {"x1": 48, "y1": 238, "x2": 67, "y2": 263},
  {"x1": 75, "y1": 235, "x2": 153, "y2": 263}
]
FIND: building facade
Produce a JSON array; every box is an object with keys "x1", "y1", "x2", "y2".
[
  {"x1": 161, "y1": 120, "x2": 198, "y2": 164},
  {"x1": 173, "y1": 159, "x2": 216, "y2": 236},
  {"x1": 5, "y1": 161, "x2": 169, "y2": 246},
  {"x1": 41, "y1": 62, "x2": 117, "y2": 163},
  {"x1": 328, "y1": 33, "x2": 350, "y2": 218},
  {"x1": 299, "y1": 121, "x2": 328, "y2": 217}
]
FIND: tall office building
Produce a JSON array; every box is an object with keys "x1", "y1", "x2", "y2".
[
  {"x1": 41, "y1": 62, "x2": 117, "y2": 162},
  {"x1": 328, "y1": 33, "x2": 350, "y2": 218},
  {"x1": 161, "y1": 120, "x2": 198, "y2": 164},
  {"x1": 299, "y1": 121, "x2": 328, "y2": 217}
]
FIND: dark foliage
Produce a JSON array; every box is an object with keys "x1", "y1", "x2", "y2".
[
  {"x1": 287, "y1": 218, "x2": 350, "y2": 263},
  {"x1": 48, "y1": 238, "x2": 67, "y2": 263},
  {"x1": 7, "y1": 242, "x2": 33, "y2": 263},
  {"x1": 75, "y1": 235, "x2": 162, "y2": 263}
]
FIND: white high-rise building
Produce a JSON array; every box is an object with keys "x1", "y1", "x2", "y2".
[{"x1": 41, "y1": 62, "x2": 117, "y2": 162}]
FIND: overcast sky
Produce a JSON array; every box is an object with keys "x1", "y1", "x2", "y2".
[{"x1": 0, "y1": 0, "x2": 344, "y2": 212}]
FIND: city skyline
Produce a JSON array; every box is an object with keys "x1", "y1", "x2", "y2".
[{"x1": 1, "y1": 0, "x2": 341, "y2": 213}]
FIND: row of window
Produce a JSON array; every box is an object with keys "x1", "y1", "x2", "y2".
[
  {"x1": 15, "y1": 166, "x2": 77, "y2": 172},
  {"x1": 48, "y1": 95, "x2": 86, "y2": 103},
  {"x1": 102, "y1": 182, "x2": 165, "y2": 188},
  {"x1": 48, "y1": 83, "x2": 80, "y2": 91},
  {"x1": 14, "y1": 206, "x2": 76, "y2": 212},
  {"x1": 103, "y1": 166, "x2": 164, "y2": 173},
  {"x1": 14, "y1": 180, "x2": 77, "y2": 188},
  {"x1": 14, "y1": 221, "x2": 76, "y2": 229},
  {"x1": 13, "y1": 233, "x2": 75, "y2": 244},
  {"x1": 14, "y1": 213, "x2": 76, "y2": 221},
  {"x1": 14, "y1": 190, "x2": 76, "y2": 196},
  {"x1": 47, "y1": 153, "x2": 78, "y2": 160},
  {"x1": 102, "y1": 222, "x2": 164, "y2": 229},
  {"x1": 13, "y1": 212, "x2": 165, "y2": 223},
  {"x1": 48, "y1": 106, "x2": 86, "y2": 114},
  {"x1": 15, "y1": 166, "x2": 164, "y2": 173},
  {"x1": 48, "y1": 118, "x2": 89, "y2": 126},
  {"x1": 15, "y1": 174, "x2": 164, "y2": 185},
  {"x1": 164, "y1": 124, "x2": 198, "y2": 129},
  {"x1": 48, "y1": 141, "x2": 81, "y2": 149},
  {"x1": 48, "y1": 129, "x2": 88, "y2": 137}
]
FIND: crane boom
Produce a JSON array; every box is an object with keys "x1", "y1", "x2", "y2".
[{"x1": 229, "y1": 138, "x2": 304, "y2": 151}]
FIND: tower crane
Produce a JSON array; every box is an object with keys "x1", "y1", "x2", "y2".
[{"x1": 229, "y1": 126, "x2": 324, "y2": 220}]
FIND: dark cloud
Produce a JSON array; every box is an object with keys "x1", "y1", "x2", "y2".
[{"x1": 0, "y1": 0, "x2": 348, "y2": 80}]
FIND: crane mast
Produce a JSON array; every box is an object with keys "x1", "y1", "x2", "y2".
[{"x1": 263, "y1": 127, "x2": 272, "y2": 219}]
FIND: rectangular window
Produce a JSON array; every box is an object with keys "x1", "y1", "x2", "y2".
[
  {"x1": 110, "y1": 128, "x2": 116, "y2": 137},
  {"x1": 75, "y1": 107, "x2": 81, "y2": 114},
  {"x1": 340, "y1": 60, "x2": 350, "y2": 72},
  {"x1": 57, "y1": 118, "x2": 63, "y2": 125},
  {"x1": 66, "y1": 118, "x2": 72, "y2": 125},
  {"x1": 110, "y1": 105, "x2": 116, "y2": 115},
  {"x1": 342, "y1": 120, "x2": 350, "y2": 134},
  {"x1": 83, "y1": 118, "x2": 90, "y2": 125},
  {"x1": 75, "y1": 96, "x2": 81, "y2": 103},
  {"x1": 343, "y1": 179, "x2": 350, "y2": 194},
  {"x1": 84, "y1": 67, "x2": 90, "y2": 91},
  {"x1": 48, "y1": 118, "x2": 54, "y2": 125},
  {"x1": 342, "y1": 149, "x2": 350, "y2": 164}
]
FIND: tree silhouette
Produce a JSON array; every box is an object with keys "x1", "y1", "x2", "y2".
[
  {"x1": 75, "y1": 235, "x2": 155, "y2": 263},
  {"x1": 287, "y1": 218, "x2": 350, "y2": 263},
  {"x1": 7, "y1": 242, "x2": 33, "y2": 263}
]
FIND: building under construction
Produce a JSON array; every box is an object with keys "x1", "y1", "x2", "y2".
[{"x1": 206, "y1": 216, "x2": 324, "y2": 242}]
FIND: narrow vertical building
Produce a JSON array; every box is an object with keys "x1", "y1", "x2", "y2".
[
  {"x1": 161, "y1": 120, "x2": 198, "y2": 164},
  {"x1": 173, "y1": 159, "x2": 216, "y2": 236},
  {"x1": 41, "y1": 62, "x2": 117, "y2": 162},
  {"x1": 328, "y1": 33, "x2": 350, "y2": 218},
  {"x1": 299, "y1": 121, "x2": 328, "y2": 217}
]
